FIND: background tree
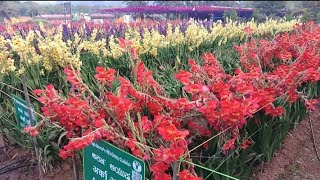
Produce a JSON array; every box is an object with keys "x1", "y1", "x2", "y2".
[
  {"x1": 223, "y1": 10, "x2": 238, "y2": 21},
  {"x1": 153, "y1": 1, "x2": 184, "y2": 6},
  {"x1": 124, "y1": 1, "x2": 148, "y2": 7},
  {"x1": 18, "y1": 6, "x2": 29, "y2": 16},
  {"x1": 73, "y1": 5, "x2": 93, "y2": 14},
  {"x1": 203, "y1": 1, "x2": 238, "y2": 7},
  {"x1": 124, "y1": 1, "x2": 149, "y2": 20},
  {"x1": 153, "y1": 1, "x2": 239, "y2": 7},
  {"x1": 301, "y1": 9, "x2": 312, "y2": 22},
  {"x1": 316, "y1": 12, "x2": 320, "y2": 24},
  {"x1": 251, "y1": 1, "x2": 286, "y2": 16},
  {"x1": 301, "y1": 1, "x2": 320, "y2": 21},
  {"x1": 27, "y1": 8, "x2": 39, "y2": 17}
]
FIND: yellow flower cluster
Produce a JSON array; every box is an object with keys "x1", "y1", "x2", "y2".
[
  {"x1": 9, "y1": 17, "x2": 33, "y2": 24},
  {"x1": 206, "y1": 18, "x2": 300, "y2": 46},
  {"x1": 10, "y1": 31, "x2": 41, "y2": 65},
  {"x1": 165, "y1": 24, "x2": 184, "y2": 47},
  {"x1": 1, "y1": 24, "x2": 83, "y2": 74},
  {"x1": 122, "y1": 18, "x2": 299, "y2": 56},
  {"x1": 109, "y1": 35, "x2": 124, "y2": 59},
  {"x1": 82, "y1": 29, "x2": 109, "y2": 59},
  {"x1": 126, "y1": 26, "x2": 142, "y2": 53},
  {"x1": 0, "y1": 36, "x2": 15, "y2": 74},
  {"x1": 185, "y1": 22, "x2": 209, "y2": 51},
  {"x1": 0, "y1": 18, "x2": 300, "y2": 75},
  {"x1": 85, "y1": 19, "x2": 299, "y2": 59},
  {"x1": 38, "y1": 27, "x2": 82, "y2": 71},
  {"x1": 141, "y1": 28, "x2": 167, "y2": 57}
]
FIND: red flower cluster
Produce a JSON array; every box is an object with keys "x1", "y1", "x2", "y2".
[
  {"x1": 31, "y1": 22, "x2": 320, "y2": 178},
  {"x1": 173, "y1": 22, "x2": 320, "y2": 154},
  {"x1": 33, "y1": 59, "x2": 202, "y2": 178}
]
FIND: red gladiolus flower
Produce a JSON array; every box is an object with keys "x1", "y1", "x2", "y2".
[
  {"x1": 24, "y1": 126, "x2": 39, "y2": 137},
  {"x1": 125, "y1": 138, "x2": 144, "y2": 158},
  {"x1": 175, "y1": 70, "x2": 192, "y2": 85},
  {"x1": 175, "y1": 98, "x2": 195, "y2": 112},
  {"x1": 183, "y1": 84, "x2": 203, "y2": 94},
  {"x1": 130, "y1": 47, "x2": 138, "y2": 59},
  {"x1": 220, "y1": 99, "x2": 245, "y2": 123},
  {"x1": 93, "y1": 118, "x2": 105, "y2": 128},
  {"x1": 279, "y1": 50, "x2": 292, "y2": 61},
  {"x1": 265, "y1": 106, "x2": 285, "y2": 117},
  {"x1": 94, "y1": 67, "x2": 116, "y2": 84},
  {"x1": 153, "y1": 144, "x2": 185, "y2": 164},
  {"x1": 59, "y1": 149, "x2": 69, "y2": 160},
  {"x1": 305, "y1": 99, "x2": 318, "y2": 111},
  {"x1": 211, "y1": 82, "x2": 230, "y2": 99},
  {"x1": 179, "y1": 170, "x2": 202, "y2": 180},
  {"x1": 134, "y1": 60, "x2": 163, "y2": 93},
  {"x1": 33, "y1": 89, "x2": 43, "y2": 96},
  {"x1": 154, "y1": 173, "x2": 172, "y2": 180},
  {"x1": 188, "y1": 59, "x2": 200, "y2": 73},
  {"x1": 157, "y1": 124, "x2": 189, "y2": 142},
  {"x1": 73, "y1": 140, "x2": 86, "y2": 150},
  {"x1": 240, "y1": 139, "x2": 253, "y2": 149},
  {"x1": 202, "y1": 142, "x2": 209, "y2": 149},
  {"x1": 150, "y1": 162, "x2": 169, "y2": 174},
  {"x1": 83, "y1": 134, "x2": 95, "y2": 146},
  {"x1": 153, "y1": 148, "x2": 173, "y2": 164},
  {"x1": 64, "y1": 66, "x2": 81, "y2": 85},
  {"x1": 140, "y1": 116, "x2": 152, "y2": 132},
  {"x1": 221, "y1": 138, "x2": 236, "y2": 155},
  {"x1": 118, "y1": 37, "x2": 132, "y2": 49},
  {"x1": 244, "y1": 26, "x2": 253, "y2": 35}
]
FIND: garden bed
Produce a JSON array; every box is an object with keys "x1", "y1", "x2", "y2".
[{"x1": 1, "y1": 18, "x2": 320, "y2": 179}]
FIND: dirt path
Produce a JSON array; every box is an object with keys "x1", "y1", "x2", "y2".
[{"x1": 251, "y1": 105, "x2": 320, "y2": 180}]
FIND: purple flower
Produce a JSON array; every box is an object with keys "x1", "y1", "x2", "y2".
[{"x1": 62, "y1": 24, "x2": 70, "y2": 42}]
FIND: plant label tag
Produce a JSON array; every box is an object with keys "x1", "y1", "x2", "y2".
[
  {"x1": 12, "y1": 94, "x2": 36, "y2": 128},
  {"x1": 83, "y1": 140, "x2": 145, "y2": 180}
]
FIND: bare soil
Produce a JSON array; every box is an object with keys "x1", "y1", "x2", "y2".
[
  {"x1": 251, "y1": 105, "x2": 320, "y2": 180},
  {"x1": 0, "y1": 143, "x2": 82, "y2": 180}
]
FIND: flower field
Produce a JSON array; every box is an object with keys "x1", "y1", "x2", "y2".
[{"x1": 1, "y1": 18, "x2": 320, "y2": 179}]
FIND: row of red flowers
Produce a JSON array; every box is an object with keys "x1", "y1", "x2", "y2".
[{"x1": 27, "y1": 22, "x2": 320, "y2": 179}]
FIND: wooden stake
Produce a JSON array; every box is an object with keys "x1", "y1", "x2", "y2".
[
  {"x1": 72, "y1": 154, "x2": 80, "y2": 180},
  {"x1": 172, "y1": 161, "x2": 179, "y2": 180},
  {"x1": 22, "y1": 75, "x2": 44, "y2": 179}
]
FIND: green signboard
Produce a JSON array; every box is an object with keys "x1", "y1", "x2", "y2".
[
  {"x1": 83, "y1": 140, "x2": 145, "y2": 180},
  {"x1": 12, "y1": 95, "x2": 36, "y2": 128}
]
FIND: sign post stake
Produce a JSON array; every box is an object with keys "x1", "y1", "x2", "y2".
[
  {"x1": 21, "y1": 74, "x2": 44, "y2": 179},
  {"x1": 72, "y1": 154, "x2": 80, "y2": 180}
]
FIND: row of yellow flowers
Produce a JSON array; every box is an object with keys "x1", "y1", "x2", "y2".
[{"x1": 0, "y1": 18, "x2": 299, "y2": 75}]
